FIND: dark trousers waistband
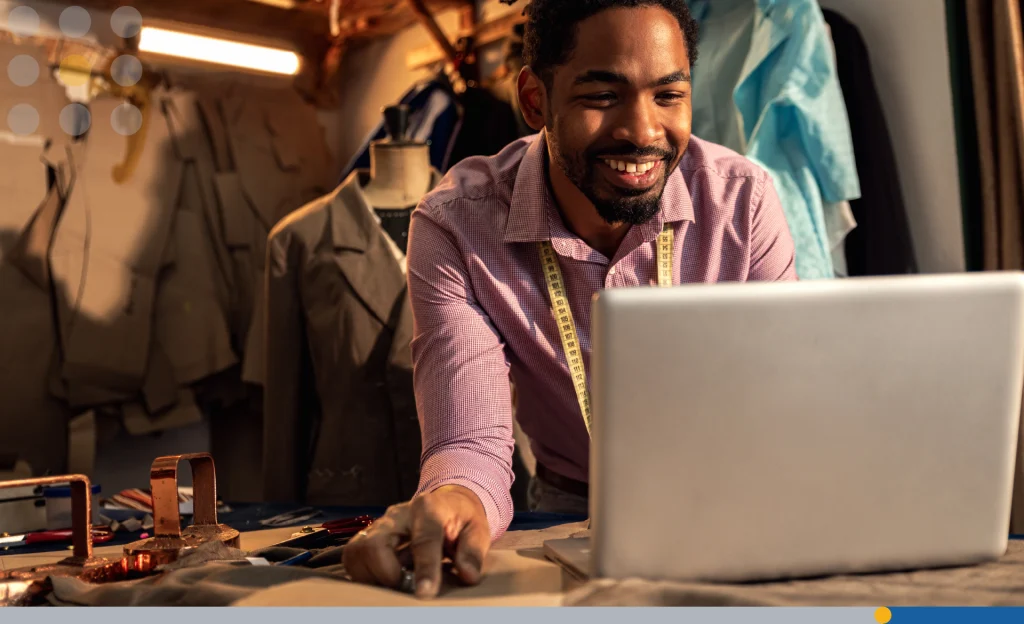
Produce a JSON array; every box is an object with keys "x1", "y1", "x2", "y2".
[{"x1": 535, "y1": 462, "x2": 589, "y2": 499}]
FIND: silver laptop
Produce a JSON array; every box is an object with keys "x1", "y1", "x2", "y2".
[{"x1": 545, "y1": 272, "x2": 1024, "y2": 584}]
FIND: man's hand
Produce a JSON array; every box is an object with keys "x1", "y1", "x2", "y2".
[{"x1": 342, "y1": 485, "x2": 491, "y2": 599}]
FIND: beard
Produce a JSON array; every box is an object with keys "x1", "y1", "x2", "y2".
[{"x1": 549, "y1": 131, "x2": 675, "y2": 226}]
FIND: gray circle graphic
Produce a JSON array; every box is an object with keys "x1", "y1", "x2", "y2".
[
  {"x1": 7, "y1": 6, "x2": 40, "y2": 37},
  {"x1": 60, "y1": 103, "x2": 91, "y2": 137},
  {"x1": 111, "y1": 102, "x2": 143, "y2": 136},
  {"x1": 8, "y1": 104, "x2": 40, "y2": 136},
  {"x1": 111, "y1": 55, "x2": 143, "y2": 87},
  {"x1": 59, "y1": 6, "x2": 91, "y2": 38},
  {"x1": 8, "y1": 54, "x2": 40, "y2": 87},
  {"x1": 110, "y1": 6, "x2": 142, "y2": 38}
]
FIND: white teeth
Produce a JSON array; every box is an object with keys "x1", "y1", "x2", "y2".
[{"x1": 604, "y1": 159, "x2": 656, "y2": 174}]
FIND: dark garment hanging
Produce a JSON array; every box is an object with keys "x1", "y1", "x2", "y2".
[
  {"x1": 446, "y1": 85, "x2": 523, "y2": 169},
  {"x1": 342, "y1": 75, "x2": 521, "y2": 181},
  {"x1": 374, "y1": 208, "x2": 414, "y2": 254},
  {"x1": 823, "y1": 9, "x2": 918, "y2": 276},
  {"x1": 342, "y1": 77, "x2": 461, "y2": 179}
]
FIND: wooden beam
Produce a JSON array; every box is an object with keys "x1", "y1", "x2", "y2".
[
  {"x1": 406, "y1": 0, "x2": 461, "y2": 66},
  {"x1": 406, "y1": 10, "x2": 526, "y2": 70}
]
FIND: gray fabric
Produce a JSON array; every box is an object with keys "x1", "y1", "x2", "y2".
[
  {"x1": 33, "y1": 524, "x2": 1024, "y2": 606},
  {"x1": 563, "y1": 540, "x2": 1024, "y2": 606},
  {"x1": 45, "y1": 540, "x2": 351, "y2": 606},
  {"x1": 263, "y1": 171, "x2": 435, "y2": 507}
]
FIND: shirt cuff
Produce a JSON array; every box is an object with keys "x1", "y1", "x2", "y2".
[{"x1": 418, "y1": 453, "x2": 514, "y2": 542}]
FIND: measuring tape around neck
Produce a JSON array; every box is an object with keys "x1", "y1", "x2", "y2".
[{"x1": 538, "y1": 223, "x2": 675, "y2": 436}]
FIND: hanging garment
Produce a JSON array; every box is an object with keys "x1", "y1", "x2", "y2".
[
  {"x1": 262, "y1": 169, "x2": 440, "y2": 506},
  {"x1": 823, "y1": 9, "x2": 917, "y2": 277},
  {"x1": 688, "y1": 0, "x2": 862, "y2": 279},
  {"x1": 49, "y1": 94, "x2": 184, "y2": 392},
  {"x1": 341, "y1": 75, "x2": 522, "y2": 179},
  {"x1": 0, "y1": 141, "x2": 76, "y2": 479},
  {"x1": 446, "y1": 85, "x2": 523, "y2": 168},
  {"x1": 342, "y1": 77, "x2": 461, "y2": 177}
]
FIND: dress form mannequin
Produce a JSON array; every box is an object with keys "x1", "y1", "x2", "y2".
[{"x1": 360, "y1": 106, "x2": 433, "y2": 210}]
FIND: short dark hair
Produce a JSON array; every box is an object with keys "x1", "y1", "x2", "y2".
[{"x1": 512, "y1": 0, "x2": 700, "y2": 85}]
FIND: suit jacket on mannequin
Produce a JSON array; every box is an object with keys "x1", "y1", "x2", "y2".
[{"x1": 263, "y1": 170, "x2": 439, "y2": 506}]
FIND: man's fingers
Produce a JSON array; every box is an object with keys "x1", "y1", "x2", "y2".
[
  {"x1": 453, "y1": 519, "x2": 490, "y2": 585},
  {"x1": 343, "y1": 507, "x2": 410, "y2": 589},
  {"x1": 409, "y1": 496, "x2": 446, "y2": 599}
]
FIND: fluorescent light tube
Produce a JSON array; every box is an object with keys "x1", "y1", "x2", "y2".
[
  {"x1": 138, "y1": 26, "x2": 301, "y2": 75},
  {"x1": 247, "y1": 0, "x2": 299, "y2": 8}
]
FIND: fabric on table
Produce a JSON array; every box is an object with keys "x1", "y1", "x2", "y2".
[
  {"x1": 564, "y1": 540, "x2": 1024, "y2": 606},
  {"x1": 34, "y1": 522, "x2": 1024, "y2": 606},
  {"x1": 46, "y1": 540, "x2": 349, "y2": 607}
]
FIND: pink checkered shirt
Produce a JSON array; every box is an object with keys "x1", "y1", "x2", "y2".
[{"x1": 407, "y1": 132, "x2": 797, "y2": 540}]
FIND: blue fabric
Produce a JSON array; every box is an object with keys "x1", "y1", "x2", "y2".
[
  {"x1": 688, "y1": 0, "x2": 861, "y2": 280},
  {"x1": 341, "y1": 78, "x2": 462, "y2": 180}
]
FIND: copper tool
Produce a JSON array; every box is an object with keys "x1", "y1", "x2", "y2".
[
  {"x1": 0, "y1": 474, "x2": 127, "y2": 606},
  {"x1": 122, "y1": 453, "x2": 239, "y2": 575}
]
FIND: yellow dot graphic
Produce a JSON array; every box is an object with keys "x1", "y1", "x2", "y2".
[
  {"x1": 57, "y1": 54, "x2": 92, "y2": 87},
  {"x1": 874, "y1": 606, "x2": 892, "y2": 623}
]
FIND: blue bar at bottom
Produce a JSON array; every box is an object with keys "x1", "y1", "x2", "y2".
[
  {"x1": 2, "y1": 607, "x2": 1024, "y2": 623},
  {"x1": 890, "y1": 607, "x2": 1024, "y2": 623}
]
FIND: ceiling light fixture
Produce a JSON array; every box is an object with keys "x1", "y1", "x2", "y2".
[
  {"x1": 246, "y1": 0, "x2": 300, "y2": 9},
  {"x1": 137, "y1": 26, "x2": 301, "y2": 76}
]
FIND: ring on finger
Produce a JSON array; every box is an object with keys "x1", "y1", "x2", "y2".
[{"x1": 398, "y1": 568, "x2": 415, "y2": 594}]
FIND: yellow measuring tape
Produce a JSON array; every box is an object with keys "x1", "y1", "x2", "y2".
[{"x1": 539, "y1": 223, "x2": 675, "y2": 436}]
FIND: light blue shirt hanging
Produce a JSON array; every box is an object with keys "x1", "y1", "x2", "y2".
[{"x1": 688, "y1": 0, "x2": 861, "y2": 279}]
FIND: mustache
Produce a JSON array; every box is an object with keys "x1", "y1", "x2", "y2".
[{"x1": 587, "y1": 144, "x2": 675, "y2": 161}]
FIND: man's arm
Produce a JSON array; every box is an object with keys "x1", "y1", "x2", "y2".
[
  {"x1": 407, "y1": 203, "x2": 516, "y2": 538},
  {"x1": 749, "y1": 172, "x2": 799, "y2": 281},
  {"x1": 343, "y1": 201, "x2": 515, "y2": 599}
]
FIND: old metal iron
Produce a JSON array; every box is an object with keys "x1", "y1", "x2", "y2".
[
  {"x1": 0, "y1": 474, "x2": 127, "y2": 606},
  {"x1": 122, "y1": 453, "x2": 239, "y2": 574}
]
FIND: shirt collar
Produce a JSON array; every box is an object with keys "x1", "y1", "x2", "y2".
[{"x1": 504, "y1": 131, "x2": 695, "y2": 245}]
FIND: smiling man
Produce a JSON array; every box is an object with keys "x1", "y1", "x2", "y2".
[{"x1": 343, "y1": 0, "x2": 797, "y2": 598}]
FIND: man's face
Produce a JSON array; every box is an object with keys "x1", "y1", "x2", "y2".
[{"x1": 535, "y1": 6, "x2": 692, "y2": 226}]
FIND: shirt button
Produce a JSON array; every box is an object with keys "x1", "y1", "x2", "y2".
[{"x1": 608, "y1": 266, "x2": 617, "y2": 276}]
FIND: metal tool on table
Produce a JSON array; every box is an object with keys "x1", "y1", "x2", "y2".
[
  {"x1": 258, "y1": 507, "x2": 324, "y2": 528},
  {"x1": 122, "y1": 453, "x2": 239, "y2": 575},
  {"x1": 0, "y1": 475, "x2": 127, "y2": 606},
  {"x1": 0, "y1": 526, "x2": 114, "y2": 550},
  {"x1": 273, "y1": 515, "x2": 376, "y2": 550}
]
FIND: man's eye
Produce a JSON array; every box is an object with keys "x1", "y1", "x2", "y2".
[
  {"x1": 581, "y1": 93, "x2": 616, "y2": 103},
  {"x1": 656, "y1": 92, "x2": 687, "y2": 103}
]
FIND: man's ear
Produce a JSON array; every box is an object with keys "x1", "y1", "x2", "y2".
[{"x1": 517, "y1": 67, "x2": 547, "y2": 132}]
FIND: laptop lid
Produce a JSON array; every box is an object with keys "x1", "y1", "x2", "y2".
[{"x1": 585, "y1": 273, "x2": 1024, "y2": 583}]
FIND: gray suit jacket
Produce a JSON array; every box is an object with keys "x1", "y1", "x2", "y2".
[{"x1": 262, "y1": 172, "x2": 425, "y2": 506}]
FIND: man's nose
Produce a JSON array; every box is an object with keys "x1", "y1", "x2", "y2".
[{"x1": 610, "y1": 97, "x2": 665, "y2": 147}]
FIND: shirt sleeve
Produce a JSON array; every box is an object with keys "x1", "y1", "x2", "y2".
[
  {"x1": 749, "y1": 171, "x2": 799, "y2": 282},
  {"x1": 406, "y1": 202, "x2": 516, "y2": 541}
]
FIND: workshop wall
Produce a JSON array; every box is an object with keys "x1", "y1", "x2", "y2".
[
  {"x1": 0, "y1": 0, "x2": 338, "y2": 502},
  {"x1": 818, "y1": 0, "x2": 966, "y2": 274},
  {"x1": 0, "y1": 0, "x2": 521, "y2": 504}
]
